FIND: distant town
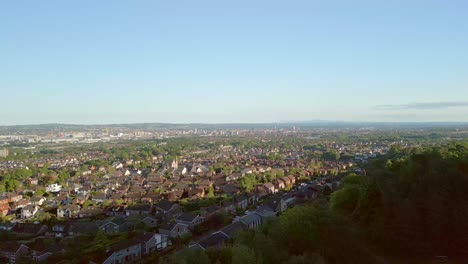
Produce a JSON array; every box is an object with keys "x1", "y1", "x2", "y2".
[{"x1": 0, "y1": 123, "x2": 468, "y2": 263}]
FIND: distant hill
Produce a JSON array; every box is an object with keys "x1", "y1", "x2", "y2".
[{"x1": 1, "y1": 121, "x2": 468, "y2": 132}]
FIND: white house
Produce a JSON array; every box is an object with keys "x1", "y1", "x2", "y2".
[
  {"x1": 141, "y1": 233, "x2": 170, "y2": 254},
  {"x1": 21, "y1": 205, "x2": 38, "y2": 219},
  {"x1": 112, "y1": 162, "x2": 123, "y2": 169},
  {"x1": 30, "y1": 196, "x2": 46, "y2": 206},
  {"x1": 46, "y1": 183, "x2": 62, "y2": 193},
  {"x1": 57, "y1": 204, "x2": 80, "y2": 218}
]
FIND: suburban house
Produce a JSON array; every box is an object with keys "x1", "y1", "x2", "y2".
[
  {"x1": 30, "y1": 196, "x2": 46, "y2": 206},
  {"x1": 200, "y1": 205, "x2": 223, "y2": 219},
  {"x1": 12, "y1": 223, "x2": 48, "y2": 235},
  {"x1": 57, "y1": 204, "x2": 80, "y2": 218},
  {"x1": 141, "y1": 216, "x2": 158, "y2": 228},
  {"x1": 226, "y1": 173, "x2": 242, "y2": 182},
  {"x1": 263, "y1": 183, "x2": 276, "y2": 194},
  {"x1": 255, "y1": 185, "x2": 269, "y2": 198},
  {"x1": 287, "y1": 175, "x2": 296, "y2": 185},
  {"x1": 282, "y1": 194, "x2": 296, "y2": 208},
  {"x1": 7, "y1": 193, "x2": 23, "y2": 203},
  {"x1": 124, "y1": 193, "x2": 142, "y2": 203},
  {"x1": 282, "y1": 176, "x2": 292, "y2": 186},
  {"x1": 59, "y1": 188, "x2": 71, "y2": 195},
  {"x1": 79, "y1": 207, "x2": 103, "y2": 218},
  {"x1": 72, "y1": 195, "x2": 87, "y2": 206},
  {"x1": 98, "y1": 220, "x2": 124, "y2": 235},
  {"x1": 219, "y1": 221, "x2": 246, "y2": 238},
  {"x1": 50, "y1": 223, "x2": 71, "y2": 238},
  {"x1": 254, "y1": 205, "x2": 276, "y2": 220},
  {"x1": 273, "y1": 178, "x2": 286, "y2": 190},
  {"x1": 175, "y1": 213, "x2": 204, "y2": 230},
  {"x1": 92, "y1": 192, "x2": 107, "y2": 204},
  {"x1": 264, "y1": 196, "x2": 288, "y2": 215},
  {"x1": 158, "y1": 222, "x2": 189, "y2": 238},
  {"x1": 137, "y1": 233, "x2": 170, "y2": 254},
  {"x1": 21, "y1": 205, "x2": 38, "y2": 219},
  {"x1": 193, "y1": 232, "x2": 229, "y2": 250},
  {"x1": 234, "y1": 194, "x2": 248, "y2": 210},
  {"x1": 0, "y1": 243, "x2": 30, "y2": 264},
  {"x1": 241, "y1": 168, "x2": 253, "y2": 175},
  {"x1": 76, "y1": 187, "x2": 91, "y2": 196},
  {"x1": 45, "y1": 183, "x2": 62, "y2": 193},
  {"x1": 247, "y1": 193, "x2": 258, "y2": 204},
  {"x1": 11, "y1": 199, "x2": 30, "y2": 211},
  {"x1": 154, "y1": 200, "x2": 181, "y2": 217},
  {"x1": 239, "y1": 213, "x2": 262, "y2": 229},
  {"x1": 125, "y1": 204, "x2": 152, "y2": 216},
  {"x1": 31, "y1": 246, "x2": 53, "y2": 263},
  {"x1": 92, "y1": 239, "x2": 142, "y2": 264},
  {"x1": 104, "y1": 205, "x2": 126, "y2": 217},
  {"x1": 0, "y1": 197, "x2": 9, "y2": 216},
  {"x1": 27, "y1": 178, "x2": 39, "y2": 186}
]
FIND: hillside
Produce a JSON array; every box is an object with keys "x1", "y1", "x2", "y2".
[{"x1": 167, "y1": 142, "x2": 468, "y2": 263}]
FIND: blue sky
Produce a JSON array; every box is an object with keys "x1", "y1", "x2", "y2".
[{"x1": 1, "y1": 0, "x2": 468, "y2": 125}]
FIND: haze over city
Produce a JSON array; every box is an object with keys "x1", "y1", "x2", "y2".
[{"x1": 2, "y1": 0, "x2": 468, "y2": 125}]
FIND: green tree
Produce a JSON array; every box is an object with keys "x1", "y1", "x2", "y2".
[
  {"x1": 5, "y1": 179, "x2": 20, "y2": 192},
  {"x1": 322, "y1": 150, "x2": 340, "y2": 161},
  {"x1": 206, "y1": 186, "x2": 215, "y2": 198},
  {"x1": 167, "y1": 248, "x2": 210, "y2": 264},
  {"x1": 231, "y1": 244, "x2": 256, "y2": 264}
]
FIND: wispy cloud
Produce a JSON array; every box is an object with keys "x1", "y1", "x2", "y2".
[{"x1": 375, "y1": 102, "x2": 468, "y2": 110}]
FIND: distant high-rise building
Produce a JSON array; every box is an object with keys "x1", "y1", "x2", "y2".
[{"x1": 0, "y1": 148, "x2": 8, "y2": 158}]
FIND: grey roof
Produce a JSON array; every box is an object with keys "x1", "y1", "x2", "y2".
[
  {"x1": 255, "y1": 206, "x2": 276, "y2": 218},
  {"x1": 189, "y1": 243, "x2": 205, "y2": 251},
  {"x1": 60, "y1": 204, "x2": 80, "y2": 211},
  {"x1": 240, "y1": 213, "x2": 262, "y2": 225},
  {"x1": 100, "y1": 217, "x2": 125, "y2": 227},
  {"x1": 198, "y1": 232, "x2": 229, "y2": 249},
  {"x1": 30, "y1": 196, "x2": 43, "y2": 202},
  {"x1": 23, "y1": 204, "x2": 36, "y2": 211},
  {"x1": 155, "y1": 199, "x2": 176, "y2": 212},
  {"x1": 12, "y1": 223, "x2": 47, "y2": 234},
  {"x1": 176, "y1": 212, "x2": 198, "y2": 223},
  {"x1": 220, "y1": 222, "x2": 245, "y2": 238},
  {"x1": 126, "y1": 203, "x2": 152, "y2": 211},
  {"x1": 159, "y1": 222, "x2": 188, "y2": 232},
  {"x1": 134, "y1": 233, "x2": 158, "y2": 243}
]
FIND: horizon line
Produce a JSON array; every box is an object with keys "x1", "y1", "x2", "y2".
[{"x1": 2, "y1": 120, "x2": 468, "y2": 127}]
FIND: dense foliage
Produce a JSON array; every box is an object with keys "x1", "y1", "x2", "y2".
[
  {"x1": 168, "y1": 142, "x2": 468, "y2": 263},
  {"x1": 345, "y1": 142, "x2": 468, "y2": 256}
]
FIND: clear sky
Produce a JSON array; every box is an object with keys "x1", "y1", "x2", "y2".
[{"x1": 1, "y1": 0, "x2": 468, "y2": 125}]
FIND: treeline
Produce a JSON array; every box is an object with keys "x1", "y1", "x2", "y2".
[
  {"x1": 166, "y1": 142, "x2": 468, "y2": 263},
  {"x1": 333, "y1": 142, "x2": 468, "y2": 257}
]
